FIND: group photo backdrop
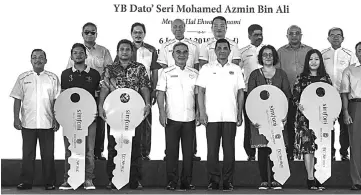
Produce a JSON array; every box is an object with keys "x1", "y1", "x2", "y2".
[{"x1": 1, "y1": 0, "x2": 357, "y2": 160}]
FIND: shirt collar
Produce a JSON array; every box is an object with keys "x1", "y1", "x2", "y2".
[
  {"x1": 85, "y1": 43, "x2": 97, "y2": 50},
  {"x1": 72, "y1": 65, "x2": 90, "y2": 73},
  {"x1": 285, "y1": 43, "x2": 306, "y2": 49},
  {"x1": 32, "y1": 70, "x2": 45, "y2": 75},
  {"x1": 132, "y1": 41, "x2": 144, "y2": 49},
  {"x1": 215, "y1": 60, "x2": 230, "y2": 67}
]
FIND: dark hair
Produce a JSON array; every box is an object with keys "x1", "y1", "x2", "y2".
[
  {"x1": 215, "y1": 38, "x2": 230, "y2": 50},
  {"x1": 131, "y1": 22, "x2": 146, "y2": 34},
  {"x1": 116, "y1": 39, "x2": 133, "y2": 52},
  {"x1": 257, "y1": 45, "x2": 279, "y2": 65},
  {"x1": 212, "y1": 16, "x2": 227, "y2": 27},
  {"x1": 172, "y1": 42, "x2": 189, "y2": 51},
  {"x1": 248, "y1": 24, "x2": 262, "y2": 36},
  {"x1": 328, "y1": 27, "x2": 343, "y2": 37},
  {"x1": 71, "y1": 43, "x2": 87, "y2": 54},
  {"x1": 301, "y1": 49, "x2": 327, "y2": 77},
  {"x1": 82, "y1": 22, "x2": 97, "y2": 32},
  {"x1": 355, "y1": 42, "x2": 361, "y2": 50},
  {"x1": 31, "y1": 49, "x2": 46, "y2": 59}
]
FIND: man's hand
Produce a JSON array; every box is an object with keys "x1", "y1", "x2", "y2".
[
  {"x1": 14, "y1": 117, "x2": 22, "y2": 130},
  {"x1": 195, "y1": 112, "x2": 201, "y2": 126},
  {"x1": 298, "y1": 104, "x2": 304, "y2": 113},
  {"x1": 144, "y1": 104, "x2": 151, "y2": 117},
  {"x1": 53, "y1": 120, "x2": 60, "y2": 132},
  {"x1": 159, "y1": 110, "x2": 167, "y2": 127},
  {"x1": 237, "y1": 114, "x2": 243, "y2": 127},
  {"x1": 151, "y1": 91, "x2": 157, "y2": 105},
  {"x1": 98, "y1": 107, "x2": 107, "y2": 121},
  {"x1": 343, "y1": 112, "x2": 353, "y2": 125},
  {"x1": 253, "y1": 123, "x2": 261, "y2": 128},
  {"x1": 199, "y1": 112, "x2": 208, "y2": 126}
]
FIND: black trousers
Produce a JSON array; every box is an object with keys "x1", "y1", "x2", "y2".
[
  {"x1": 164, "y1": 121, "x2": 198, "y2": 156},
  {"x1": 206, "y1": 122, "x2": 236, "y2": 184},
  {"x1": 94, "y1": 116, "x2": 105, "y2": 156},
  {"x1": 20, "y1": 129, "x2": 56, "y2": 185},
  {"x1": 106, "y1": 124, "x2": 142, "y2": 183},
  {"x1": 333, "y1": 110, "x2": 349, "y2": 157},
  {"x1": 286, "y1": 101, "x2": 296, "y2": 157},
  {"x1": 243, "y1": 92, "x2": 256, "y2": 157},
  {"x1": 165, "y1": 119, "x2": 195, "y2": 184},
  {"x1": 258, "y1": 147, "x2": 275, "y2": 182},
  {"x1": 140, "y1": 111, "x2": 152, "y2": 157}
]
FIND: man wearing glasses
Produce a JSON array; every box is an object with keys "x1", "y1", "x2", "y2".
[
  {"x1": 199, "y1": 16, "x2": 241, "y2": 69},
  {"x1": 322, "y1": 27, "x2": 358, "y2": 161},
  {"x1": 66, "y1": 22, "x2": 113, "y2": 161},
  {"x1": 276, "y1": 25, "x2": 312, "y2": 161},
  {"x1": 238, "y1": 24, "x2": 264, "y2": 161}
]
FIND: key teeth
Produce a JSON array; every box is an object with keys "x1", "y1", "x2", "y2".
[{"x1": 270, "y1": 153, "x2": 290, "y2": 185}]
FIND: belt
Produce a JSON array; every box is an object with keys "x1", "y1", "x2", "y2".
[{"x1": 350, "y1": 98, "x2": 361, "y2": 102}]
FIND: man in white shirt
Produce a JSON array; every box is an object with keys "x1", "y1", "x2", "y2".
[
  {"x1": 66, "y1": 22, "x2": 113, "y2": 161},
  {"x1": 157, "y1": 42, "x2": 198, "y2": 191},
  {"x1": 199, "y1": 16, "x2": 241, "y2": 69},
  {"x1": 197, "y1": 39, "x2": 245, "y2": 192},
  {"x1": 322, "y1": 27, "x2": 358, "y2": 161},
  {"x1": 157, "y1": 18, "x2": 201, "y2": 161},
  {"x1": 10, "y1": 49, "x2": 60, "y2": 190},
  {"x1": 238, "y1": 24, "x2": 264, "y2": 161}
]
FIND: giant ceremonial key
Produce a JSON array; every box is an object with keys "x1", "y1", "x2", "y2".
[
  {"x1": 300, "y1": 82, "x2": 341, "y2": 184},
  {"x1": 103, "y1": 88, "x2": 145, "y2": 190},
  {"x1": 54, "y1": 88, "x2": 97, "y2": 190},
  {"x1": 246, "y1": 85, "x2": 290, "y2": 184}
]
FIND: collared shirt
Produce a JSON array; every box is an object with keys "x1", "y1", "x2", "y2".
[
  {"x1": 156, "y1": 65, "x2": 198, "y2": 122},
  {"x1": 199, "y1": 37, "x2": 241, "y2": 64},
  {"x1": 340, "y1": 62, "x2": 361, "y2": 99},
  {"x1": 114, "y1": 42, "x2": 162, "y2": 79},
  {"x1": 66, "y1": 43, "x2": 113, "y2": 76},
  {"x1": 10, "y1": 70, "x2": 61, "y2": 129},
  {"x1": 238, "y1": 44, "x2": 264, "y2": 91},
  {"x1": 277, "y1": 43, "x2": 312, "y2": 91},
  {"x1": 196, "y1": 61, "x2": 245, "y2": 122},
  {"x1": 322, "y1": 47, "x2": 358, "y2": 92},
  {"x1": 61, "y1": 65, "x2": 101, "y2": 98},
  {"x1": 157, "y1": 38, "x2": 200, "y2": 68},
  {"x1": 101, "y1": 60, "x2": 151, "y2": 93}
]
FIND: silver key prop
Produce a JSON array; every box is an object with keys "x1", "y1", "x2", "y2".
[
  {"x1": 246, "y1": 85, "x2": 290, "y2": 184},
  {"x1": 54, "y1": 88, "x2": 96, "y2": 190},
  {"x1": 103, "y1": 88, "x2": 145, "y2": 190},
  {"x1": 300, "y1": 82, "x2": 341, "y2": 184}
]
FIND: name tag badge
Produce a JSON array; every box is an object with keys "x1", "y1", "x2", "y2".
[
  {"x1": 170, "y1": 75, "x2": 178, "y2": 78},
  {"x1": 189, "y1": 74, "x2": 195, "y2": 79},
  {"x1": 229, "y1": 71, "x2": 234, "y2": 75}
]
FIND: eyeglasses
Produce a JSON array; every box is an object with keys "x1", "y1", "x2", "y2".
[
  {"x1": 174, "y1": 50, "x2": 189, "y2": 55},
  {"x1": 329, "y1": 34, "x2": 342, "y2": 39},
  {"x1": 31, "y1": 56, "x2": 45, "y2": 60},
  {"x1": 262, "y1": 53, "x2": 273, "y2": 58},
  {"x1": 288, "y1": 32, "x2": 301, "y2": 36},
  {"x1": 83, "y1": 31, "x2": 96, "y2": 35}
]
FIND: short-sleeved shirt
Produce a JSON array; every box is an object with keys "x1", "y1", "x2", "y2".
[
  {"x1": 10, "y1": 70, "x2": 61, "y2": 129},
  {"x1": 322, "y1": 47, "x2": 358, "y2": 92},
  {"x1": 114, "y1": 42, "x2": 162, "y2": 79},
  {"x1": 199, "y1": 37, "x2": 241, "y2": 64},
  {"x1": 66, "y1": 43, "x2": 113, "y2": 76},
  {"x1": 101, "y1": 60, "x2": 151, "y2": 93},
  {"x1": 157, "y1": 38, "x2": 200, "y2": 68},
  {"x1": 277, "y1": 43, "x2": 312, "y2": 91},
  {"x1": 156, "y1": 65, "x2": 198, "y2": 122},
  {"x1": 238, "y1": 44, "x2": 264, "y2": 91},
  {"x1": 61, "y1": 65, "x2": 101, "y2": 98},
  {"x1": 340, "y1": 62, "x2": 361, "y2": 99},
  {"x1": 196, "y1": 61, "x2": 245, "y2": 122}
]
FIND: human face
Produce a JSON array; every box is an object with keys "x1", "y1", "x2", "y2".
[
  {"x1": 215, "y1": 42, "x2": 230, "y2": 61},
  {"x1": 262, "y1": 48, "x2": 274, "y2": 66},
  {"x1": 31, "y1": 51, "x2": 47, "y2": 70},
  {"x1": 287, "y1": 26, "x2": 302, "y2": 45},
  {"x1": 171, "y1": 20, "x2": 185, "y2": 39},
  {"x1": 309, "y1": 53, "x2": 320, "y2": 71},
  {"x1": 249, "y1": 29, "x2": 263, "y2": 47},
  {"x1": 71, "y1": 47, "x2": 87, "y2": 64},
  {"x1": 131, "y1": 26, "x2": 145, "y2": 43},
  {"x1": 328, "y1": 29, "x2": 344, "y2": 48},
  {"x1": 356, "y1": 44, "x2": 361, "y2": 63},
  {"x1": 212, "y1": 19, "x2": 227, "y2": 39},
  {"x1": 117, "y1": 43, "x2": 133, "y2": 61},
  {"x1": 172, "y1": 45, "x2": 189, "y2": 66},
  {"x1": 82, "y1": 25, "x2": 97, "y2": 43}
]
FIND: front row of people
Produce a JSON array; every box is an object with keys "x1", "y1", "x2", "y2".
[{"x1": 11, "y1": 39, "x2": 361, "y2": 191}]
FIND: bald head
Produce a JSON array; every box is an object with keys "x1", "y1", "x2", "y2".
[{"x1": 172, "y1": 19, "x2": 185, "y2": 40}]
